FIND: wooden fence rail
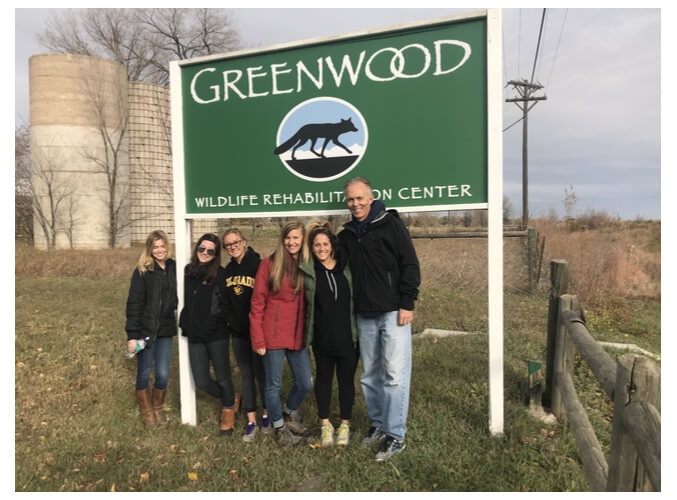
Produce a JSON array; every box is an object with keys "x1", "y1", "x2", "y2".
[{"x1": 546, "y1": 260, "x2": 660, "y2": 492}]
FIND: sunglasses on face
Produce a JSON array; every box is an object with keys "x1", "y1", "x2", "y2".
[
  {"x1": 223, "y1": 239, "x2": 243, "y2": 249},
  {"x1": 197, "y1": 245, "x2": 216, "y2": 256}
]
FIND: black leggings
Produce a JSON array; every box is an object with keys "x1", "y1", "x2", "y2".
[
  {"x1": 313, "y1": 346, "x2": 359, "y2": 421},
  {"x1": 188, "y1": 338, "x2": 235, "y2": 407},
  {"x1": 232, "y1": 336, "x2": 266, "y2": 414}
]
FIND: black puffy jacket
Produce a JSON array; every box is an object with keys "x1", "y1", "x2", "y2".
[
  {"x1": 339, "y1": 208, "x2": 420, "y2": 313},
  {"x1": 125, "y1": 259, "x2": 178, "y2": 342},
  {"x1": 179, "y1": 266, "x2": 230, "y2": 343}
]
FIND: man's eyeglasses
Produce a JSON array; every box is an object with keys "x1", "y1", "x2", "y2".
[
  {"x1": 223, "y1": 239, "x2": 243, "y2": 249},
  {"x1": 197, "y1": 245, "x2": 216, "y2": 256}
]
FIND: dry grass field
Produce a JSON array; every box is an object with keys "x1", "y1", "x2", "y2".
[{"x1": 14, "y1": 218, "x2": 660, "y2": 491}]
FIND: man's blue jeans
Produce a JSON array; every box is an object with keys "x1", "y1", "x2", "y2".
[
  {"x1": 136, "y1": 336, "x2": 173, "y2": 391},
  {"x1": 357, "y1": 311, "x2": 412, "y2": 441},
  {"x1": 262, "y1": 348, "x2": 313, "y2": 429}
]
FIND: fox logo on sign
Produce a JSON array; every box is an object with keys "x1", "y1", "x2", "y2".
[{"x1": 274, "y1": 97, "x2": 368, "y2": 182}]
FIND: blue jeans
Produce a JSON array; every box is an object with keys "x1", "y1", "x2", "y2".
[
  {"x1": 136, "y1": 336, "x2": 173, "y2": 390},
  {"x1": 262, "y1": 348, "x2": 313, "y2": 428},
  {"x1": 357, "y1": 311, "x2": 412, "y2": 441}
]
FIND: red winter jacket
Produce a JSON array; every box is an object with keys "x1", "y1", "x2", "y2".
[{"x1": 249, "y1": 257, "x2": 306, "y2": 351}]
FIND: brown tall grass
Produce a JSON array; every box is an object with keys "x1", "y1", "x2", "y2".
[{"x1": 535, "y1": 219, "x2": 660, "y2": 305}]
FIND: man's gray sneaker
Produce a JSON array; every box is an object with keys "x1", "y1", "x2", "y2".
[
  {"x1": 284, "y1": 413, "x2": 311, "y2": 437},
  {"x1": 362, "y1": 426, "x2": 386, "y2": 445},
  {"x1": 375, "y1": 436, "x2": 406, "y2": 461},
  {"x1": 277, "y1": 425, "x2": 305, "y2": 447}
]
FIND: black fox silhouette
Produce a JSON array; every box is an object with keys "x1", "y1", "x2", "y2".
[{"x1": 274, "y1": 118, "x2": 358, "y2": 160}]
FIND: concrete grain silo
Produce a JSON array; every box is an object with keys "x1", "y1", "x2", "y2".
[{"x1": 29, "y1": 53, "x2": 131, "y2": 249}]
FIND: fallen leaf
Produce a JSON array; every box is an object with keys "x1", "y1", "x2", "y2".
[
  {"x1": 17, "y1": 362, "x2": 25, "y2": 368},
  {"x1": 110, "y1": 484, "x2": 116, "y2": 492},
  {"x1": 139, "y1": 472, "x2": 149, "y2": 482},
  {"x1": 433, "y1": 338, "x2": 439, "y2": 344},
  {"x1": 93, "y1": 452, "x2": 106, "y2": 462},
  {"x1": 170, "y1": 444, "x2": 177, "y2": 451},
  {"x1": 187, "y1": 472, "x2": 198, "y2": 481}
]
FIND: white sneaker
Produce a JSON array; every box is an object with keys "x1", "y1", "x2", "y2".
[
  {"x1": 336, "y1": 422, "x2": 350, "y2": 446},
  {"x1": 321, "y1": 423, "x2": 335, "y2": 447}
]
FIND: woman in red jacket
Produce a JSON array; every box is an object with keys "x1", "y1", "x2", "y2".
[{"x1": 249, "y1": 221, "x2": 312, "y2": 447}]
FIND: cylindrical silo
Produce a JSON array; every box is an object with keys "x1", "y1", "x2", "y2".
[{"x1": 29, "y1": 53, "x2": 131, "y2": 249}]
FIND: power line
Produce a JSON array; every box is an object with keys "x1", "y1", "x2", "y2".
[
  {"x1": 503, "y1": 116, "x2": 523, "y2": 133},
  {"x1": 535, "y1": 9, "x2": 550, "y2": 83},
  {"x1": 546, "y1": 9, "x2": 568, "y2": 88},
  {"x1": 530, "y1": 9, "x2": 547, "y2": 84},
  {"x1": 517, "y1": 9, "x2": 522, "y2": 77}
]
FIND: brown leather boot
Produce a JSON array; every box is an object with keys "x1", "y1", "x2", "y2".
[
  {"x1": 219, "y1": 393, "x2": 240, "y2": 436},
  {"x1": 136, "y1": 387, "x2": 156, "y2": 429},
  {"x1": 151, "y1": 388, "x2": 169, "y2": 425}
]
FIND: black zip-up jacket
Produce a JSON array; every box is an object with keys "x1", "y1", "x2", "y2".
[
  {"x1": 339, "y1": 206, "x2": 420, "y2": 313},
  {"x1": 125, "y1": 258, "x2": 178, "y2": 342},
  {"x1": 223, "y1": 247, "x2": 261, "y2": 338},
  {"x1": 179, "y1": 265, "x2": 230, "y2": 343}
]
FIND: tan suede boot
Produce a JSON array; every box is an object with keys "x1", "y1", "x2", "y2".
[
  {"x1": 136, "y1": 387, "x2": 156, "y2": 429},
  {"x1": 219, "y1": 393, "x2": 240, "y2": 436},
  {"x1": 151, "y1": 388, "x2": 169, "y2": 425}
]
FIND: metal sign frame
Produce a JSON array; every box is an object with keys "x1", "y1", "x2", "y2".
[{"x1": 170, "y1": 8, "x2": 503, "y2": 436}]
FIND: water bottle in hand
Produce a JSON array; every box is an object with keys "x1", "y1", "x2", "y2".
[{"x1": 124, "y1": 337, "x2": 150, "y2": 359}]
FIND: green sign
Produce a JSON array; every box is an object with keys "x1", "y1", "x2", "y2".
[{"x1": 177, "y1": 16, "x2": 488, "y2": 215}]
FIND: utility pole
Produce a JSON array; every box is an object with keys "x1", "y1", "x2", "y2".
[{"x1": 506, "y1": 80, "x2": 547, "y2": 230}]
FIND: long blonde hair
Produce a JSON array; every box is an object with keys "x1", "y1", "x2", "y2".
[
  {"x1": 137, "y1": 230, "x2": 171, "y2": 274},
  {"x1": 268, "y1": 221, "x2": 308, "y2": 294}
]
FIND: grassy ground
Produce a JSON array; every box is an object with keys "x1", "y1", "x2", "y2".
[
  {"x1": 15, "y1": 221, "x2": 661, "y2": 491},
  {"x1": 15, "y1": 275, "x2": 660, "y2": 492}
]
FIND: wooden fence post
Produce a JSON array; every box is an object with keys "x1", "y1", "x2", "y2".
[
  {"x1": 550, "y1": 294, "x2": 578, "y2": 422},
  {"x1": 528, "y1": 228, "x2": 537, "y2": 294},
  {"x1": 544, "y1": 260, "x2": 569, "y2": 408},
  {"x1": 607, "y1": 355, "x2": 661, "y2": 491}
]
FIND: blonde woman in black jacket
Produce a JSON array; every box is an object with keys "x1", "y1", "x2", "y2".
[{"x1": 125, "y1": 230, "x2": 177, "y2": 428}]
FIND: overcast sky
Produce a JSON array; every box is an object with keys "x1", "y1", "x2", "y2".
[{"x1": 14, "y1": 6, "x2": 663, "y2": 220}]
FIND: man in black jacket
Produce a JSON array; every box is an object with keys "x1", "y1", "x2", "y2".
[{"x1": 338, "y1": 177, "x2": 420, "y2": 461}]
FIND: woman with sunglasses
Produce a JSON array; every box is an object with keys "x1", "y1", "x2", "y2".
[
  {"x1": 221, "y1": 228, "x2": 271, "y2": 442},
  {"x1": 179, "y1": 233, "x2": 239, "y2": 435},
  {"x1": 249, "y1": 221, "x2": 313, "y2": 447},
  {"x1": 125, "y1": 230, "x2": 177, "y2": 428}
]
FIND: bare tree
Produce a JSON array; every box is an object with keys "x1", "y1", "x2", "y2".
[
  {"x1": 38, "y1": 8, "x2": 240, "y2": 85},
  {"x1": 503, "y1": 196, "x2": 514, "y2": 225},
  {"x1": 30, "y1": 143, "x2": 77, "y2": 250},
  {"x1": 15, "y1": 125, "x2": 34, "y2": 243},
  {"x1": 79, "y1": 57, "x2": 131, "y2": 248},
  {"x1": 59, "y1": 195, "x2": 80, "y2": 249}
]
